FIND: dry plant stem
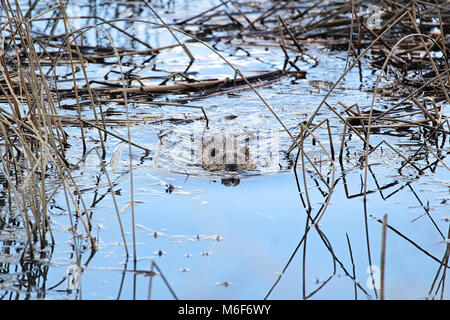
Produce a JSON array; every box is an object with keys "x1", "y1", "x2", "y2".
[
  {"x1": 375, "y1": 219, "x2": 450, "y2": 269},
  {"x1": 94, "y1": 148, "x2": 129, "y2": 258},
  {"x1": 87, "y1": 70, "x2": 286, "y2": 94},
  {"x1": 373, "y1": 68, "x2": 450, "y2": 121},
  {"x1": 0, "y1": 56, "x2": 22, "y2": 119},
  {"x1": 407, "y1": 183, "x2": 445, "y2": 239},
  {"x1": 78, "y1": 44, "x2": 180, "y2": 59},
  {"x1": 0, "y1": 106, "x2": 97, "y2": 251},
  {"x1": 143, "y1": 0, "x2": 194, "y2": 62},
  {"x1": 380, "y1": 214, "x2": 388, "y2": 300},
  {"x1": 226, "y1": 0, "x2": 290, "y2": 44},
  {"x1": 407, "y1": 9, "x2": 450, "y2": 105},
  {"x1": 304, "y1": 9, "x2": 409, "y2": 132},
  {"x1": 27, "y1": 3, "x2": 60, "y2": 22},
  {"x1": 58, "y1": 2, "x2": 87, "y2": 154},
  {"x1": 424, "y1": 145, "x2": 450, "y2": 171},
  {"x1": 175, "y1": 0, "x2": 231, "y2": 25},
  {"x1": 278, "y1": 15, "x2": 304, "y2": 53},
  {"x1": 1, "y1": 0, "x2": 448, "y2": 298},
  {"x1": 93, "y1": 28, "x2": 136, "y2": 258},
  {"x1": 58, "y1": 22, "x2": 148, "y2": 259},
  {"x1": 346, "y1": 233, "x2": 358, "y2": 300},
  {"x1": 300, "y1": 127, "x2": 311, "y2": 209},
  {"x1": 230, "y1": 0, "x2": 252, "y2": 25},
  {"x1": 411, "y1": 96, "x2": 439, "y2": 124},
  {"x1": 78, "y1": 15, "x2": 154, "y2": 50},
  {"x1": 13, "y1": 65, "x2": 92, "y2": 250},
  {"x1": 175, "y1": 74, "x2": 291, "y2": 102},
  {"x1": 345, "y1": 0, "x2": 355, "y2": 70},
  {"x1": 292, "y1": 117, "x2": 341, "y2": 207},
  {"x1": 428, "y1": 225, "x2": 450, "y2": 299},
  {"x1": 299, "y1": 122, "x2": 334, "y2": 191},
  {"x1": 45, "y1": 147, "x2": 97, "y2": 206},
  {"x1": 322, "y1": 102, "x2": 374, "y2": 162},
  {"x1": 91, "y1": 18, "x2": 301, "y2": 151},
  {"x1": 24, "y1": 152, "x2": 48, "y2": 246},
  {"x1": 61, "y1": 179, "x2": 82, "y2": 265},
  {"x1": 0, "y1": 147, "x2": 35, "y2": 256},
  {"x1": 363, "y1": 30, "x2": 448, "y2": 201},
  {"x1": 11, "y1": 1, "x2": 68, "y2": 148},
  {"x1": 58, "y1": 166, "x2": 98, "y2": 250},
  {"x1": 277, "y1": 16, "x2": 289, "y2": 66},
  {"x1": 99, "y1": 99, "x2": 209, "y2": 127},
  {"x1": 368, "y1": 140, "x2": 423, "y2": 173},
  {"x1": 265, "y1": 178, "x2": 357, "y2": 300},
  {"x1": 397, "y1": 120, "x2": 449, "y2": 174},
  {"x1": 151, "y1": 261, "x2": 178, "y2": 300},
  {"x1": 0, "y1": 114, "x2": 89, "y2": 250},
  {"x1": 49, "y1": 114, "x2": 151, "y2": 152},
  {"x1": 102, "y1": 35, "x2": 139, "y2": 261},
  {"x1": 0, "y1": 1, "x2": 76, "y2": 251},
  {"x1": 434, "y1": 0, "x2": 450, "y2": 86},
  {"x1": 361, "y1": 21, "x2": 393, "y2": 52},
  {"x1": 58, "y1": 2, "x2": 107, "y2": 156},
  {"x1": 302, "y1": 212, "x2": 308, "y2": 299},
  {"x1": 147, "y1": 262, "x2": 155, "y2": 300},
  {"x1": 286, "y1": 104, "x2": 358, "y2": 156},
  {"x1": 325, "y1": 119, "x2": 335, "y2": 161},
  {"x1": 297, "y1": 123, "x2": 336, "y2": 223}
]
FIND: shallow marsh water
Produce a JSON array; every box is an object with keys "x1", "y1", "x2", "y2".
[{"x1": 0, "y1": 0, "x2": 449, "y2": 299}]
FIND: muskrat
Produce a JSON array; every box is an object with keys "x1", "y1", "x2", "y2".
[{"x1": 198, "y1": 135, "x2": 256, "y2": 172}]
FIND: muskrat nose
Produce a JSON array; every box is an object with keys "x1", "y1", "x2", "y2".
[{"x1": 224, "y1": 163, "x2": 238, "y2": 171}]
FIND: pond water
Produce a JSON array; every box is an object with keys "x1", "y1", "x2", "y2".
[{"x1": 0, "y1": 0, "x2": 449, "y2": 300}]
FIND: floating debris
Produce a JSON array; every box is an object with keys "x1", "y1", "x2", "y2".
[{"x1": 165, "y1": 184, "x2": 176, "y2": 193}]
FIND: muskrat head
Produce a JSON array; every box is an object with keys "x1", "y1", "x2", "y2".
[{"x1": 199, "y1": 135, "x2": 256, "y2": 172}]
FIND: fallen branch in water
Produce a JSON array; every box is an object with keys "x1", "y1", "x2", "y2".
[{"x1": 56, "y1": 69, "x2": 305, "y2": 97}]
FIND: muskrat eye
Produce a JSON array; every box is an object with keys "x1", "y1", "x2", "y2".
[{"x1": 210, "y1": 148, "x2": 216, "y2": 157}]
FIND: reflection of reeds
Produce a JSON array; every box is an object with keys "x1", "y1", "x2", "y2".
[
  {"x1": 0, "y1": 0, "x2": 95, "y2": 258},
  {"x1": 259, "y1": 0, "x2": 449, "y2": 300},
  {"x1": 0, "y1": 0, "x2": 132, "y2": 293},
  {"x1": 0, "y1": 0, "x2": 448, "y2": 299}
]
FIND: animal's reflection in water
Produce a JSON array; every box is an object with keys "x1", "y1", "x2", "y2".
[
  {"x1": 221, "y1": 177, "x2": 240, "y2": 187},
  {"x1": 199, "y1": 135, "x2": 255, "y2": 187}
]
